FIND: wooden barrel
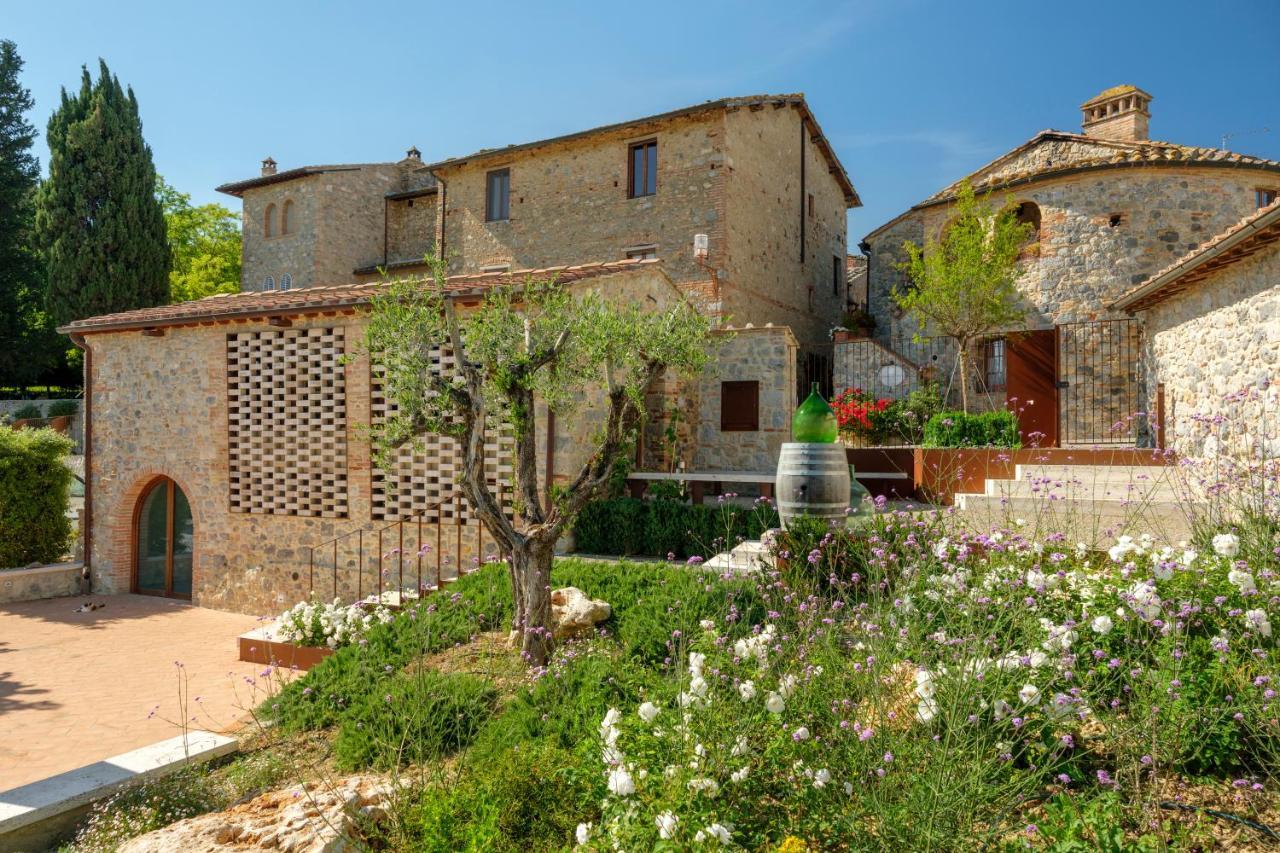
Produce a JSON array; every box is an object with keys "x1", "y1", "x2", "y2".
[{"x1": 775, "y1": 443, "x2": 851, "y2": 529}]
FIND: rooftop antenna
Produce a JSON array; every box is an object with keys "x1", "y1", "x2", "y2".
[{"x1": 1221, "y1": 127, "x2": 1270, "y2": 150}]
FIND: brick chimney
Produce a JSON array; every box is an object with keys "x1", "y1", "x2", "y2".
[
  {"x1": 1081, "y1": 86, "x2": 1152, "y2": 142},
  {"x1": 261, "y1": 156, "x2": 277, "y2": 176}
]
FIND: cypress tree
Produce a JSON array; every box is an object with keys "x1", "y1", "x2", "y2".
[
  {"x1": 37, "y1": 60, "x2": 169, "y2": 327},
  {"x1": 0, "y1": 40, "x2": 50, "y2": 388}
]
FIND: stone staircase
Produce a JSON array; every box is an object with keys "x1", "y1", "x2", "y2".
[
  {"x1": 953, "y1": 463, "x2": 1194, "y2": 545},
  {"x1": 704, "y1": 538, "x2": 775, "y2": 575}
]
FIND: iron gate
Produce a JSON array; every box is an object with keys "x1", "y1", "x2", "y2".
[
  {"x1": 798, "y1": 349, "x2": 834, "y2": 404},
  {"x1": 1055, "y1": 319, "x2": 1142, "y2": 446}
]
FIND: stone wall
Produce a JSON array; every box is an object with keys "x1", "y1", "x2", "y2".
[
  {"x1": 239, "y1": 165, "x2": 403, "y2": 292},
  {"x1": 434, "y1": 104, "x2": 851, "y2": 346},
  {"x1": 1139, "y1": 242, "x2": 1280, "y2": 455},
  {"x1": 722, "y1": 106, "x2": 849, "y2": 349},
  {"x1": 868, "y1": 166, "x2": 1275, "y2": 340},
  {"x1": 0, "y1": 563, "x2": 84, "y2": 604},
  {"x1": 436, "y1": 112, "x2": 727, "y2": 293},
  {"x1": 692, "y1": 326, "x2": 797, "y2": 472},
  {"x1": 83, "y1": 266, "x2": 688, "y2": 615},
  {"x1": 386, "y1": 194, "x2": 437, "y2": 264}
]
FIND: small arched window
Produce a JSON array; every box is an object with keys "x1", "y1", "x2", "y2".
[
  {"x1": 262, "y1": 275, "x2": 275, "y2": 292},
  {"x1": 281, "y1": 200, "x2": 293, "y2": 235},
  {"x1": 280, "y1": 273, "x2": 292, "y2": 291},
  {"x1": 264, "y1": 203, "x2": 276, "y2": 238},
  {"x1": 1015, "y1": 202, "x2": 1041, "y2": 240},
  {"x1": 1015, "y1": 201, "x2": 1041, "y2": 258}
]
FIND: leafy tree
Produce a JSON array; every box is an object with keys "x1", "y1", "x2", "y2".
[
  {"x1": 366, "y1": 257, "x2": 709, "y2": 666},
  {"x1": 37, "y1": 60, "x2": 169, "y2": 327},
  {"x1": 0, "y1": 39, "x2": 63, "y2": 389},
  {"x1": 156, "y1": 176, "x2": 241, "y2": 302},
  {"x1": 895, "y1": 180, "x2": 1032, "y2": 411}
]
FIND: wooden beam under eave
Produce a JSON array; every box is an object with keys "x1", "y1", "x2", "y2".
[
  {"x1": 141, "y1": 327, "x2": 164, "y2": 337},
  {"x1": 268, "y1": 316, "x2": 292, "y2": 327}
]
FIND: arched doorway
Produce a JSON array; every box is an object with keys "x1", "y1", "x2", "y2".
[{"x1": 134, "y1": 477, "x2": 194, "y2": 599}]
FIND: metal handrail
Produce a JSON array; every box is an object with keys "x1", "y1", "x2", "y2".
[{"x1": 305, "y1": 486, "x2": 509, "y2": 606}]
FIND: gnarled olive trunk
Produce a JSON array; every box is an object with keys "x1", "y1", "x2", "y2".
[{"x1": 508, "y1": 537, "x2": 556, "y2": 665}]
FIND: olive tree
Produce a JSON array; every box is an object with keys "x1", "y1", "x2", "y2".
[
  {"x1": 365, "y1": 257, "x2": 708, "y2": 666},
  {"x1": 895, "y1": 180, "x2": 1032, "y2": 412}
]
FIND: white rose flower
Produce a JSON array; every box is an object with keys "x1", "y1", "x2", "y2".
[
  {"x1": 730, "y1": 766, "x2": 750, "y2": 783},
  {"x1": 813, "y1": 768, "x2": 831, "y2": 788},
  {"x1": 778, "y1": 673, "x2": 799, "y2": 698},
  {"x1": 697, "y1": 823, "x2": 732, "y2": 845},
  {"x1": 914, "y1": 669, "x2": 936, "y2": 699},
  {"x1": 1229, "y1": 569, "x2": 1258, "y2": 595},
  {"x1": 638, "y1": 701, "x2": 660, "y2": 723},
  {"x1": 689, "y1": 675, "x2": 709, "y2": 697},
  {"x1": 1244, "y1": 609, "x2": 1273, "y2": 637},
  {"x1": 1092, "y1": 615, "x2": 1114, "y2": 635},
  {"x1": 575, "y1": 822, "x2": 591, "y2": 845},
  {"x1": 765, "y1": 691, "x2": 786, "y2": 714},
  {"x1": 738, "y1": 680, "x2": 757, "y2": 701},
  {"x1": 606, "y1": 766, "x2": 635, "y2": 796},
  {"x1": 793, "y1": 726, "x2": 811, "y2": 741},
  {"x1": 1212, "y1": 533, "x2": 1240, "y2": 558},
  {"x1": 916, "y1": 696, "x2": 938, "y2": 722},
  {"x1": 655, "y1": 811, "x2": 679, "y2": 839},
  {"x1": 731, "y1": 735, "x2": 750, "y2": 756},
  {"x1": 601, "y1": 708, "x2": 622, "y2": 730},
  {"x1": 1018, "y1": 683, "x2": 1041, "y2": 706}
]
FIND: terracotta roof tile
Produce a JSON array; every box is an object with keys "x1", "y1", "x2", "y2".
[
  {"x1": 920, "y1": 131, "x2": 1280, "y2": 205},
  {"x1": 60, "y1": 259, "x2": 663, "y2": 334}
]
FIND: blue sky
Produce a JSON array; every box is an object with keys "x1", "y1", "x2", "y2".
[{"x1": 7, "y1": 0, "x2": 1280, "y2": 242}]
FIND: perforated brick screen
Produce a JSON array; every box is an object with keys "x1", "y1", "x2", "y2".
[
  {"x1": 370, "y1": 346, "x2": 515, "y2": 522},
  {"x1": 227, "y1": 327, "x2": 348, "y2": 517}
]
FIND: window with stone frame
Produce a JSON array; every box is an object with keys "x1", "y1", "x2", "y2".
[
  {"x1": 1258, "y1": 188, "x2": 1278, "y2": 209},
  {"x1": 227, "y1": 327, "x2": 348, "y2": 517},
  {"x1": 280, "y1": 273, "x2": 293, "y2": 291},
  {"x1": 628, "y1": 140, "x2": 657, "y2": 198},
  {"x1": 264, "y1": 203, "x2": 276, "y2": 238},
  {"x1": 625, "y1": 245, "x2": 658, "y2": 261},
  {"x1": 1015, "y1": 202, "x2": 1041, "y2": 256},
  {"x1": 486, "y1": 169, "x2": 510, "y2": 222},
  {"x1": 721, "y1": 380, "x2": 760, "y2": 432},
  {"x1": 262, "y1": 275, "x2": 275, "y2": 292}
]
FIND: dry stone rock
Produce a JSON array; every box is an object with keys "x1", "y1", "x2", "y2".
[
  {"x1": 551, "y1": 586, "x2": 611, "y2": 639},
  {"x1": 118, "y1": 774, "x2": 389, "y2": 853}
]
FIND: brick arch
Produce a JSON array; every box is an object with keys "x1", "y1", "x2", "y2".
[{"x1": 105, "y1": 470, "x2": 206, "y2": 597}]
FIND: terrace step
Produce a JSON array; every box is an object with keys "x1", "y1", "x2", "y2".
[
  {"x1": 953, "y1": 493, "x2": 1193, "y2": 545},
  {"x1": 983, "y1": 477, "x2": 1180, "y2": 502},
  {"x1": 1013, "y1": 463, "x2": 1175, "y2": 484},
  {"x1": 704, "y1": 538, "x2": 776, "y2": 575}
]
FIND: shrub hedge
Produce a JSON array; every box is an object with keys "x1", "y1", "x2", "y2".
[
  {"x1": 0, "y1": 427, "x2": 74, "y2": 567},
  {"x1": 10, "y1": 403, "x2": 43, "y2": 421},
  {"x1": 922, "y1": 409, "x2": 1021, "y2": 448},
  {"x1": 46, "y1": 399, "x2": 79, "y2": 418},
  {"x1": 573, "y1": 497, "x2": 778, "y2": 559}
]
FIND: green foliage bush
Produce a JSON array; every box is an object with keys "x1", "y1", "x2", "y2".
[
  {"x1": 10, "y1": 402, "x2": 43, "y2": 421},
  {"x1": 267, "y1": 567, "x2": 512, "y2": 731},
  {"x1": 0, "y1": 426, "x2": 73, "y2": 566},
  {"x1": 334, "y1": 670, "x2": 498, "y2": 770},
  {"x1": 922, "y1": 409, "x2": 1021, "y2": 448},
  {"x1": 46, "y1": 399, "x2": 79, "y2": 418},
  {"x1": 573, "y1": 497, "x2": 778, "y2": 558}
]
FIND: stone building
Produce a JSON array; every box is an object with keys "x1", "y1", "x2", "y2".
[
  {"x1": 62, "y1": 261, "x2": 804, "y2": 613},
  {"x1": 221, "y1": 95, "x2": 859, "y2": 352},
  {"x1": 1112, "y1": 199, "x2": 1280, "y2": 455},
  {"x1": 844, "y1": 85, "x2": 1280, "y2": 446}
]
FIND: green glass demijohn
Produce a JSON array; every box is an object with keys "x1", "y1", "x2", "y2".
[{"x1": 792, "y1": 383, "x2": 838, "y2": 443}]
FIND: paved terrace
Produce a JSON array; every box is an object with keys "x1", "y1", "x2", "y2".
[{"x1": 0, "y1": 595, "x2": 267, "y2": 791}]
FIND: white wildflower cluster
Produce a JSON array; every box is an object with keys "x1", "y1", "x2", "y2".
[
  {"x1": 733, "y1": 623, "x2": 777, "y2": 667},
  {"x1": 275, "y1": 597, "x2": 393, "y2": 649}
]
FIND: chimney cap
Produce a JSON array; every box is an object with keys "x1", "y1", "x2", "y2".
[
  {"x1": 405, "y1": 146, "x2": 421, "y2": 161},
  {"x1": 1080, "y1": 84, "x2": 1153, "y2": 110},
  {"x1": 260, "y1": 156, "x2": 277, "y2": 176}
]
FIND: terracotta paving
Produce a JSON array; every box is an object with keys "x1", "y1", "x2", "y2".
[{"x1": 0, "y1": 594, "x2": 273, "y2": 792}]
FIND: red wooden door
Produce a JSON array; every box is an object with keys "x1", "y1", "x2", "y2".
[{"x1": 1005, "y1": 330, "x2": 1058, "y2": 447}]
